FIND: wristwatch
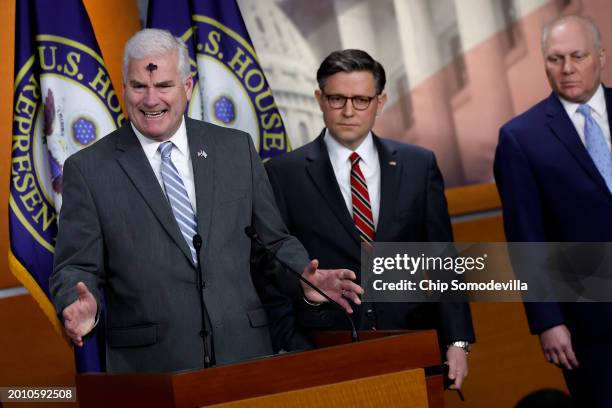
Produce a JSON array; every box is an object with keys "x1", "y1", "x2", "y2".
[{"x1": 448, "y1": 341, "x2": 471, "y2": 354}]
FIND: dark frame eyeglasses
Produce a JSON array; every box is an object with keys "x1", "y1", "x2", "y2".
[{"x1": 322, "y1": 92, "x2": 378, "y2": 111}]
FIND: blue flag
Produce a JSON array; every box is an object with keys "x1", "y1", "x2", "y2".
[
  {"x1": 147, "y1": 0, "x2": 291, "y2": 159},
  {"x1": 10, "y1": 0, "x2": 124, "y2": 373}
]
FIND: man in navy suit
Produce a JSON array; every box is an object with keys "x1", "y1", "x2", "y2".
[
  {"x1": 494, "y1": 15, "x2": 612, "y2": 406},
  {"x1": 264, "y1": 49, "x2": 475, "y2": 389}
]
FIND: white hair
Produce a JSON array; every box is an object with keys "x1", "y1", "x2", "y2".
[
  {"x1": 541, "y1": 15, "x2": 602, "y2": 53},
  {"x1": 123, "y1": 29, "x2": 191, "y2": 82}
]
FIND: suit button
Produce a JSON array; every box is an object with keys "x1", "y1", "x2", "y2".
[{"x1": 366, "y1": 308, "x2": 378, "y2": 330}]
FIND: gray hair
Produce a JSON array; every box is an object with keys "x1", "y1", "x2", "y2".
[
  {"x1": 541, "y1": 15, "x2": 602, "y2": 53},
  {"x1": 123, "y1": 29, "x2": 191, "y2": 82}
]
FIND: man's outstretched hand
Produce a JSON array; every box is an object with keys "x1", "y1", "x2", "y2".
[
  {"x1": 301, "y1": 259, "x2": 363, "y2": 313},
  {"x1": 62, "y1": 282, "x2": 97, "y2": 347}
]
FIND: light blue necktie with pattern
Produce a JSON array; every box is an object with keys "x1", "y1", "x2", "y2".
[
  {"x1": 159, "y1": 141, "x2": 198, "y2": 262},
  {"x1": 577, "y1": 104, "x2": 612, "y2": 193}
]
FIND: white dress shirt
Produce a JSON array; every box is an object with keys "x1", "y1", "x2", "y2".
[
  {"x1": 560, "y1": 84, "x2": 612, "y2": 151},
  {"x1": 324, "y1": 129, "x2": 380, "y2": 228},
  {"x1": 132, "y1": 118, "x2": 197, "y2": 213}
]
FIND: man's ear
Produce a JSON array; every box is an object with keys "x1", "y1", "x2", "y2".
[
  {"x1": 184, "y1": 75, "x2": 194, "y2": 101},
  {"x1": 376, "y1": 93, "x2": 388, "y2": 116},
  {"x1": 314, "y1": 89, "x2": 325, "y2": 111}
]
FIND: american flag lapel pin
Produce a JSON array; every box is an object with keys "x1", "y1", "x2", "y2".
[
  {"x1": 197, "y1": 149, "x2": 207, "y2": 158},
  {"x1": 389, "y1": 161, "x2": 397, "y2": 166}
]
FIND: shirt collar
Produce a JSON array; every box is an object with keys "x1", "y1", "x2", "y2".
[
  {"x1": 324, "y1": 129, "x2": 377, "y2": 167},
  {"x1": 559, "y1": 84, "x2": 606, "y2": 118},
  {"x1": 132, "y1": 117, "x2": 189, "y2": 160}
]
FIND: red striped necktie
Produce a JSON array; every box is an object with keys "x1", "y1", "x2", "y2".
[{"x1": 350, "y1": 152, "x2": 375, "y2": 243}]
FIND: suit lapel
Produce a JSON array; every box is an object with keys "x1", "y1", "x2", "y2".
[
  {"x1": 605, "y1": 86, "x2": 612, "y2": 134},
  {"x1": 546, "y1": 92, "x2": 610, "y2": 194},
  {"x1": 374, "y1": 135, "x2": 400, "y2": 242},
  {"x1": 305, "y1": 131, "x2": 361, "y2": 246},
  {"x1": 186, "y1": 118, "x2": 214, "y2": 255},
  {"x1": 113, "y1": 123, "x2": 195, "y2": 265}
]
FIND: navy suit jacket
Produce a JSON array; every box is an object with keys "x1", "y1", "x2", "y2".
[
  {"x1": 263, "y1": 131, "x2": 475, "y2": 351},
  {"x1": 494, "y1": 89, "x2": 612, "y2": 338}
]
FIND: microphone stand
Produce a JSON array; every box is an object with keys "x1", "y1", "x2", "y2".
[{"x1": 193, "y1": 234, "x2": 213, "y2": 367}]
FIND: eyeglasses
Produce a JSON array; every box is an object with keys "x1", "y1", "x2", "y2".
[{"x1": 322, "y1": 92, "x2": 378, "y2": 111}]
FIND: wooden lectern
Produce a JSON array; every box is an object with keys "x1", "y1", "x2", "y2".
[{"x1": 76, "y1": 330, "x2": 443, "y2": 407}]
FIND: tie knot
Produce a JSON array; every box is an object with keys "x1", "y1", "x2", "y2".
[
  {"x1": 350, "y1": 152, "x2": 361, "y2": 167},
  {"x1": 577, "y1": 104, "x2": 592, "y2": 118},
  {"x1": 159, "y1": 141, "x2": 173, "y2": 160}
]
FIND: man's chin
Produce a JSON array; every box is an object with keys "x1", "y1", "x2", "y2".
[
  {"x1": 558, "y1": 87, "x2": 589, "y2": 103},
  {"x1": 134, "y1": 124, "x2": 170, "y2": 141},
  {"x1": 334, "y1": 132, "x2": 366, "y2": 144}
]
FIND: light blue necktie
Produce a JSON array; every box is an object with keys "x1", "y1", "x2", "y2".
[
  {"x1": 159, "y1": 141, "x2": 198, "y2": 262},
  {"x1": 577, "y1": 104, "x2": 612, "y2": 193}
]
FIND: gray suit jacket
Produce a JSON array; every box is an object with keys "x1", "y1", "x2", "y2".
[{"x1": 50, "y1": 118, "x2": 309, "y2": 373}]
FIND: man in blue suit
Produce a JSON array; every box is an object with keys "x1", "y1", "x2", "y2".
[
  {"x1": 494, "y1": 15, "x2": 612, "y2": 406},
  {"x1": 263, "y1": 49, "x2": 474, "y2": 390}
]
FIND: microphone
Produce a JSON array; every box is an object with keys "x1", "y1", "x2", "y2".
[
  {"x1": 245, "y1": 226, "x2": 359, "y2": 343},
  {"x1": 193, "y1": 234, "x2": 213, "y2": 368}
]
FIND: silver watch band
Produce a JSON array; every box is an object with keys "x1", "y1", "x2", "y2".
[{"x1": 448, "y1": 341, "x2": 470, "y2": 354}]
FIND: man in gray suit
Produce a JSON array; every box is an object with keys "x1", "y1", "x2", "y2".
[{"x1": 50, "y1": 29, "x2": 362, "y2": 373}]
